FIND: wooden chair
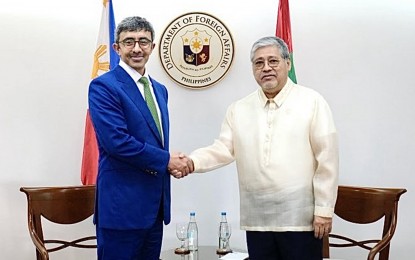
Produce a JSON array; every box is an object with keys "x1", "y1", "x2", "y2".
[
  {"x1": 323, "y1": 185, "x2": 406, "y2": 260},
  {"x1": 20, "y1": 185, "x2": 97, "y2": 260}
]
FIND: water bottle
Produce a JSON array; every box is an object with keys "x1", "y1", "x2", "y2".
[
  {"x1": 218, "y1": 212, "x2": 228, "y2": 250},
  {"x1": 187, "y1": 212, "x2": 198, "y2": 251},
  {"x1": 217, "y1": 211, "x2": 232, "y2": 254}
]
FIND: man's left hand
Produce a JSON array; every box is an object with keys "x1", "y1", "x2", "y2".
[{"x1": 313, "y1": 215, "x2": 332, "y2": 239}]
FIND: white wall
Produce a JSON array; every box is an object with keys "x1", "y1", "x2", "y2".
[{"x1": 1, "y1": 0, "x2": 414, "y2": 259}]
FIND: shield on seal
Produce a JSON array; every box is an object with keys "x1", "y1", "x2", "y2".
[{"x1": 181, "y1": 28, "x2": 211, "y2": 66}]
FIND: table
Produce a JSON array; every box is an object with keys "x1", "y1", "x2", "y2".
[{"x1": 160, "y1": 245, "x2": 246, "y2": 260}]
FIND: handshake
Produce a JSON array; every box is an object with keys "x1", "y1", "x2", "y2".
[{"x1": 168, "y1": 152, "x2": 194, "y2": 179}]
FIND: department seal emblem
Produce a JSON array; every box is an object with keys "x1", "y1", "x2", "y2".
[{"x1": 159, "y1": 12, "x2": 235, "y2": 89}]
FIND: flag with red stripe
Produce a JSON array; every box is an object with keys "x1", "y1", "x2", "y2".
[
  {"x1": 276, "y1": 0, "x2": 297, "y2": 83},
  {"x1": 81, "y1": 0, "x2": 119, "y2": 185}
]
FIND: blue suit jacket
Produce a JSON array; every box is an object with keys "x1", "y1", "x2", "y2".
[{"x1": 88, "y1": 65, "x2": 171, "y2": 229}]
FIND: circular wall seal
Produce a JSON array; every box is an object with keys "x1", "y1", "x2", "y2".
[{"x1": 159, "y1": 12, "x2": 235, "y2": 89}]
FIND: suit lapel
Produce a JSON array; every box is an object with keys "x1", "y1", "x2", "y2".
[
  {"x1": 114, "y1": 66, "x2": 163, "y2": 145},
  {"x1": 150, "y1": 77, "x2": 169, "y2": 148}
]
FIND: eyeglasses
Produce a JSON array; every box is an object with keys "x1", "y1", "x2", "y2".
[
  {"x1": 253, "y1": 58, "x2": 282, "y2": 70},
  {"x1": 119, "y1": 38, "x2": 152, "y2": 49}
]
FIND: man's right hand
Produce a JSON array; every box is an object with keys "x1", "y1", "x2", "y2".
[{"x1": 168, "y1": 152, "x2": 194, "y2": 178}]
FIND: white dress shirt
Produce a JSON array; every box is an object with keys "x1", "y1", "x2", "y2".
[
  {"x1": 118, "y1": 60, "x2": 163, "y2": 139},
  {"x1": 190, "y1": 79, "x2": 339, "y2": 231}
]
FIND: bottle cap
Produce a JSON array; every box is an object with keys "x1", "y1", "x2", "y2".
[
  {"x1": 190, "y1": 212, "x2": 195, "y2": 216},
  {"x1": 221, "y1": 212, "x2": 226, "y2": 215}
]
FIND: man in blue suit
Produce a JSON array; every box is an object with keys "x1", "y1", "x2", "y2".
[{"x1": 88, "y1": 16, "x2": 191, "y2": 260}]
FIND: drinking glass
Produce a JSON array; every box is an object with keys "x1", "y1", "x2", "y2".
[{"x1": 175, "y1": 222, "x2": 190, "y2": 254}]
